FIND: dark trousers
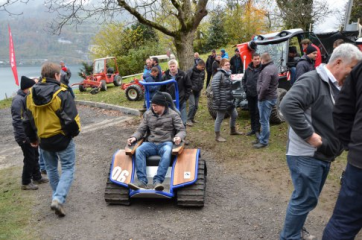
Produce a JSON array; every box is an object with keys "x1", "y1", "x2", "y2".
[
  {"x1": 247, "y1": 95, "x2": 260, "y2": 132},
  {"x1": 20, "y1": 142, "x2": 41, "y2": 185},
  {"x1": 322, "y1": 163, "x2": 362, "y2": 240},
  {"x1": 206, "y1": 71, "x2": 212, "y2": 88}
]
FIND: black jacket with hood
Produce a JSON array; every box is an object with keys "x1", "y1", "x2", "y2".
[
  {"x1": 333, "y1": 61, "x2": 362, "y2": 168},
  {"x1": 187, "y1": 66, "x2": 205, "y2": 92},
  {"x1": 11, "y1": 89, "x2": 28, "y2": 145},
  {"x1": 242, "y1": 62, "x2": 261, "y2": 98},
  {"x1": 296, "y1": 55, "x2": 315, "y2": 80}
]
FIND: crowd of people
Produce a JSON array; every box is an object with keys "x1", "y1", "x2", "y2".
[{"x1": 10, "y1": 38, "x2": 362, "y2": 240}]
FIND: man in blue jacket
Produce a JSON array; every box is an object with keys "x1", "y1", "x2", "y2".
[
  {"x1": 279, "y1": 44, "x2": 362, "y2": 240},
  {"x1": 11, "y1": 76, "x2": 48, "y2": 190}
]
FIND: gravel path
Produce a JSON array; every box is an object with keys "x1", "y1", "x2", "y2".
[{"x1": 0, "y1": 105, "x2": 330, "y2": 240}]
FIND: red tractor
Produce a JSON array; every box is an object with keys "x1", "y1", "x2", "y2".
[
  {"x1": 75, "y1": 57, "x2": 122, "y2": 93},
  {"x1": 121, "y1": 78, "x2": 144, "y2": 101}
]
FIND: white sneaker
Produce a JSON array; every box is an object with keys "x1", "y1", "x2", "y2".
[{"x1": 302, "y1": 227, "x2": 317, "y2": 240}]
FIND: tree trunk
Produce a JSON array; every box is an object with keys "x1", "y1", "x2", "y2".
[{"x1": 174, "y1": 31, "x2": 196, "y2": 71}]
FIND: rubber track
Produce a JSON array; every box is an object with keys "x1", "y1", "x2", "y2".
[
  {"x1": 104, "y1": 167, "x2": 131, "y2": 205},
  {"x1": 176, "y1": 159, "x2": 207, "y2": 207}
]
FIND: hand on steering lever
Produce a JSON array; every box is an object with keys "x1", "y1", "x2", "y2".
[{"x1": 127, "y1": 137, "x2": 136, "y2": 146}]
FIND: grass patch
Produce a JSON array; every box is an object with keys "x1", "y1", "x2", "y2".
[
  {"x1": 0, "y1": 98, "x2": 12, "y2": 110},
  {"x1": 0, "y1": 167, "x2": 38, "y2": 240}
]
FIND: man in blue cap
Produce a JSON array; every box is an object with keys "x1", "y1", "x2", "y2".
[{"x1": 220, "y1": 49, "x2": 229, "y2": 59}]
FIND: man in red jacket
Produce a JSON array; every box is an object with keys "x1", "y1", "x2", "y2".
[{"x1": 301, "y1": 39, "x2": 322, "y2": 67}]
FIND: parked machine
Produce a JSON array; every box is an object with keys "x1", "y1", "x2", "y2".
[
  {"x1": 105, "y1": 79, "x2": 207, "y2": 207},
  {"x1": 74, "y1": 57, "x2": 122, "y2": 93},
  {"x1": 207, "y1": 28, "x2": 330, "y2": 124},
  {"x1": 120, "y1": 78, "x2": 144, "y2": 101}
]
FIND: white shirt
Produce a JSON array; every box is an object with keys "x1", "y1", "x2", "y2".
[{"x1": 324, "y1": 65, "x2": 341, "y2": 90}]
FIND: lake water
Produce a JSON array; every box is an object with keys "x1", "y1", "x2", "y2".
[{"x1": 0, "y1": 65, "x2": 83, "y2": 100}]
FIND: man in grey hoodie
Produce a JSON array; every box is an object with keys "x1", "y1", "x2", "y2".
[
  {"x1": 279, "y1": 43, "x2": 362, "y2": 240},
  {"x1": 254, "y1": 52, "x2": 279, "y2": 149}
]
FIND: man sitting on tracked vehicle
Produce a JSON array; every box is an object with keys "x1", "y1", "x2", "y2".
[{"x1": 127, "y1": 92, "x2": 186, "y2": 191}]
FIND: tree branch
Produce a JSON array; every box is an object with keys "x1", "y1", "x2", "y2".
[
  {"x1": 118, "y1": 0, "x2": 176, "y2": 37},
  {"x1": 171, "y1": 0, "x2": 187, "y2": 29}
]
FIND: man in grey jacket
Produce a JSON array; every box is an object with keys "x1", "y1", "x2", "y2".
[
  {"x1": 254, "y1": 52, "x2": 279, "y2": 149},
  {"x1": 279, "y1": 43, "x2": 362, "y2": 240},
  {"x1": 127, "y1": 92, "x2": 186, "y2": 191}
]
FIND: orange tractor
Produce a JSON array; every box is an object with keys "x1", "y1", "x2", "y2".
[{"x1": 75, "y1": 57, "x2": 122, "y2": 93}]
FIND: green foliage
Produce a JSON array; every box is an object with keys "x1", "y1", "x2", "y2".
[
  {"x1": 91, "y1": 22, "x2": 163, "y2": 76},
  {"x1": 351, "y1": 0, "x2": 362, "y2": 23},
  {"x1": 203, "y1": 9, "x2": 229, "y2": 52},
  {"x1": 78, "y1": 62, "x2": 93, "y2": 78}
]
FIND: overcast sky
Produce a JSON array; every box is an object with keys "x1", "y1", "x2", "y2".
[{"x1": 314, "y1": 0, "x2": 350, "y2": 32}]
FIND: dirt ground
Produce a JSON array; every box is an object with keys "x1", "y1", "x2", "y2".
[{"x1": 0, "y1": 105, "x2": 344, "y2": 240}]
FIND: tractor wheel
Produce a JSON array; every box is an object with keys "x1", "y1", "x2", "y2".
[
  {"x1": 176, "y1": 159, "x2": 207, "y2": 208},
  {"x1": 113, "y1": 75, "x2": 122, "y2": 86},
  {"x1": 125, "y1": 85, "x2": 144, "y2": 101},
  {"x1": 206, "y1": 96, "x2": 230, "y2": 120},
  {"x1": 79, "y1": 84, "x2": 86, "y2": 92},
  {"x1": 104, "y1": 165, "x2": 131, "y2": 205},
  {"x1": 100, "y1": 80, "x2": 107, "y2": 91},
  {"x1": 270, "y1": 88, "x2": 287, "y2": 124}
]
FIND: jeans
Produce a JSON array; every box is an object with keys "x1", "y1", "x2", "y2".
[
  {"x1": 280, "y1": 155, "x2": 331, "y2": 240},
  {"x1": 187, "y1": 91, "x2": 201, "y2": 121},
  {"x1": 258, "y1": 99, "x2": 276, "y2": 145},
  {"x1": 180, "y1": 101, "x2": 187, "y2": 126},
  {"x1": 38, "y1": 148, "x2": 46, "y2": 171},
  {"x1": 290, "y1": 67, "x2": 296, "y2": 86},
  {"x1": 214, "y1": 108, "x2": 238, "y2": 132},
  {"x1": 20, "y1": 142, "x2": 42, "y2": 185},
  {"x1": 246, "y1": 95, "x2": 260, "y2": 132},
  {"x1": 323, "y1": 163, "x2": 362, "y2": 240},
  {"x1": 42, "y1": 140, "x2": 76, "y2": 204},
  {"x1": 135, "y1": 141, "x2": 173, "y2": 184}
]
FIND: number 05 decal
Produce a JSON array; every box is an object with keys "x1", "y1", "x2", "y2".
[{"x1": 111, "y1": 166, "x2": 129, "y2": 183}]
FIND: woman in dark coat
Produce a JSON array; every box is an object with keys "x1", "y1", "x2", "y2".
[{"x1": 212, "y1": 59, "x2": 243, "y2": 142}]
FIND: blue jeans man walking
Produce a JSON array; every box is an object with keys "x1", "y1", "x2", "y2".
[{"x1": 255, "y1": 99, "x2": 276, "y2": 148}]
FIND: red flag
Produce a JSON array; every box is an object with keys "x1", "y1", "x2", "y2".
[{"x1": 9, "y1": 25, "x2": 19, "y2": 86}]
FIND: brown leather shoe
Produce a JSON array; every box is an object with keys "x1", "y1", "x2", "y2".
[{"x1": 50, "y1": 200, "x2": 66, "y2": 217}]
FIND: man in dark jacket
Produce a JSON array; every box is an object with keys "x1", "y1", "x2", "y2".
[
  {"x1": 152, "y1": 57, "x2": 162, "y2": 82},
  {"x1": 322, "y1": 49, "x2": 362, "y2": 240},
  {"x1": 60, "y1": 61, "x2": 74, "y2": 98},
  {"x1": 11, "y1": 76, "x2": 48, "y2": 190},
  {"x1": 254, "y1": 52, "x2": 279, "y2": 149},
  {"x1": 230, "y1": 48, "x2": 243, "y2": 74},
  {"x1": 279, "y1": 44, "x2": 362, "y2": 240},
  {"x1": 194, "y1": 52, "x2": 201, "y2": 66},
  {"x1": 242, "y1": 53, "x2": 261, "y2": 137},
  {"x1": 24, "y1": 62, "x2": 81, "y2": 217},
  {"x1": 186, "y1": 60, "x2": 206, "y2": 126},
  {"x1": 295, "y1": 45, "x2": 317, "y2": 81},
  {"x1": 127, "y1": 92, "x2": 186, "y2": 191},
  {"x1": 205, "y1": 49, "x2": 216, "y2": 87},
  {"x1": 212, "y1": 54, "x2": 221, "y2": 76},
  {"x1": 161, "y1": 59, "x2": 192, "y2": 126}
]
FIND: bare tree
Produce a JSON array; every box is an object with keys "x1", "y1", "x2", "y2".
[
  {"x1": 276, "y1": 0, "x2": 332, "y2": 31},
  {"x1": 36, "y1": 0, "x2": 208, "y2": 70}
]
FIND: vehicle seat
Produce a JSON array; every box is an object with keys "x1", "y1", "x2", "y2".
[
  {"x1": 146, "y1": 155, "x2": 176, "y2": 167},
  {"x1": 161, "y1": 91, "x2": 181, "y2": 115}
]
